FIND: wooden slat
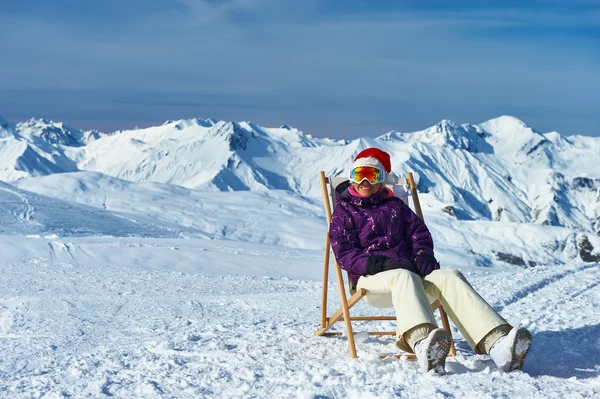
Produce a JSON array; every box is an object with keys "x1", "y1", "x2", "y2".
[
  {"x1": 320, "y1": 171, "x2": 333, "y2": 225},
  {"x1": 438, "y1": 303, "x2": 457, "y2": 356},
  {"x1": 320, "y1": 233, "x2": 330, "y2": 329},
  {"x1": 407, "y1": 172, "x2": 424, "y2": 221},
  {"x1": 336, "y1": 260, "x2": 358, "y2": 357},
  {"x1": 314, "y1": 289, "x2": 366, "y2": 337},
  {"x1": 342, "y1": 316, "x2": 396, "y2": 321}
]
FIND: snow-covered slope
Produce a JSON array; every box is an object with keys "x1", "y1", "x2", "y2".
[
  {"x1": 0, "y1": 181, "x2": 194, "y2": 238},
  {"x1": 11, "y1": 171, "x2": 600, "y2": 268},
  {"x1": 0, "y1": 236, "x2": 598, "y2": 398},
  {"x1": 13, "y1": 171, "x2": 325, "y2": 248}
]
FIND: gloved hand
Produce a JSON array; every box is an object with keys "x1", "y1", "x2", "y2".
[
  {"x1": 415, "y1": 253, "x2": 440, "y2": 276},
  {"x1": 382, "y1": 257, "x2": 419, "y2": 274},
  {"x1": 366, "y1": 255, "x2": 418, "y2": 275}
]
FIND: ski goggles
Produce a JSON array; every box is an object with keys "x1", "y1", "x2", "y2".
[{"x1": 349, "y1": 166, "x2": 386, "y2": 184}]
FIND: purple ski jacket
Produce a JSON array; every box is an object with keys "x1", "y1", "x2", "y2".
[{"x1": 329, "y1": 181, "x2": 434, "y2": 283}]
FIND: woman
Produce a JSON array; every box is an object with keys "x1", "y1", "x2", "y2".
[{"x1": 329, "y1": 147, "x2": 532, "y2": 373}]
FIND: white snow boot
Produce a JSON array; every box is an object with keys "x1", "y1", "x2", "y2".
[
  {"x1": 414, "y1": 328, "x2": 452, "y2": 373},
  {"x1": 489, "y1": 326, "x2": 532, "y2": 372}
]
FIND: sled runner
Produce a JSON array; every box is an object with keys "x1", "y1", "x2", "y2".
[{"x1": 314, "y1": 171, "x2": 457, "y2": 359}]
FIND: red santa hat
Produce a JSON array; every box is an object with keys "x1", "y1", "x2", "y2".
[
  {"x1": 351, "y1": 147, "x2": 399, "y2": 184},
  {"x1": 351, "y1": 148, "x2": 391, "y2": 172}
]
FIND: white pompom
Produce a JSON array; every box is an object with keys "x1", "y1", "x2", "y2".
[{"x1": 385, "y1": 171, "x2": 400, "y2": 185}]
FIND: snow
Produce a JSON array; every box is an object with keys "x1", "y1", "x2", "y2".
[
  {"x1": 0, "y1": 236, "x2": 598, "y2": 398},
  {"x1": 11, "y1": 172, "x2": 325, "y2": 249},
  {"x1": 0, "y1": 114, "x2": 599, "y2": 398}
]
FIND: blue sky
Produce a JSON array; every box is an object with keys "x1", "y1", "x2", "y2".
[{"x1": 1, "y1": 0, "x2": 598, "y2": 138}]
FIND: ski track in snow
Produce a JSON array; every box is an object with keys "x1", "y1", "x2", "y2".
[
  {"x1": 0, "y1": 185, "x2": 36, "y2": 222},
  {"x1": 0, "y1": 247, "x2": 599, "y2": 399}
]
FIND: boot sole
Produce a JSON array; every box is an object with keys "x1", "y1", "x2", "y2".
[
  {"x1": 508, "y1": 327, "x2": 532, "y2": 372},
  {"x1": 424, "y1": 329, "x2": 452, "y2": 373}
]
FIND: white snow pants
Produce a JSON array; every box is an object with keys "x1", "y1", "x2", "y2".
[{"x1": 356, "y1": 268, "x2": 508, "y2": 353}]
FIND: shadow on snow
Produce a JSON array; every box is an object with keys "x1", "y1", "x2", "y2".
[{"x1": 526, "y1": 324, "x2": 600, "y2": 379}]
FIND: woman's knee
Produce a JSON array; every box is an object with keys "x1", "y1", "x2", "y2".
[
  {"x1": 431, "y1": 268, "x2": 466, "y2": 281},
  {"x1": 388, "y1": 268, "x2": 421, "y2": 283}
]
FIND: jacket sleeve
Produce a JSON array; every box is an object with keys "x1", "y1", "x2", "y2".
[
  {"x1": 401, "y1": 203, "x2": 434, "y2": 258},
  {"x1": 328, "y1": 206, "x2": 370, "y2": 276}
]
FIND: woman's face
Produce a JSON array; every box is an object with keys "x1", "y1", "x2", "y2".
[{"x1": 352, "y1": 181, "x2": 383, "y2": 197}]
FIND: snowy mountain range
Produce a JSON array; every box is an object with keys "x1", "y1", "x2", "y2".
[
  {"x1": 1, "y1": 114, "x2": 599, "y2": 267},
  {"x1": 1, "y1": 114, "x2": 598, "y2": 234}
]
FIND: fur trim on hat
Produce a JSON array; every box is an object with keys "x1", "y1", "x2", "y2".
[{"x1": 351, "y1": 156, "x2": 385, "y2": 171}]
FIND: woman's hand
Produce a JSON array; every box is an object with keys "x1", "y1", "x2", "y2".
[
  {"x1": 366, "y1": 255, "x2": 419, "y2": 275},
  {"x1": 415, "y1": 253, "x2": 440, "y2": 276},
  {"x1": 382, "y1": 257, "x2": 419, "y2": 274}
]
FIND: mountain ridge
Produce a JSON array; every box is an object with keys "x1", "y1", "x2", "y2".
[{"x1": 1, "y1": 114, "x2": 598, "y2": 234}]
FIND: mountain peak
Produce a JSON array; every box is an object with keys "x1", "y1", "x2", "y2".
[
  {"x1": 414, "y1": 119, "x2": 483, "y2": 151},
  {"x1": 20, "y1": 117, "x2": 61, "y2": 128},
  {"x1": 16, "y1": 117, "x2": 85, "y2": 147},
  {"x1": 377, "y1": 130, "x2": 404, "y2": 142},
  {"x1": 486, "y1": 115, "x2": 527, "y2": 125},
  {"x1": 479, "y1": 115, "x2": 533, "y2": 137},
  {"x1": 208, "y1": 121, "x2": 254, "y2": 151},
  {"x1": 437, "y1": 119, "x2": 460, "y2": 129},
  {"x1": 478, "y1": 115, "x2": 558, "y2": 164}
]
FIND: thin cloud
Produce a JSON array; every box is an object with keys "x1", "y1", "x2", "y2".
[{"x1": 0, "y1": 0, "x2": 598, "y2": 137}]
